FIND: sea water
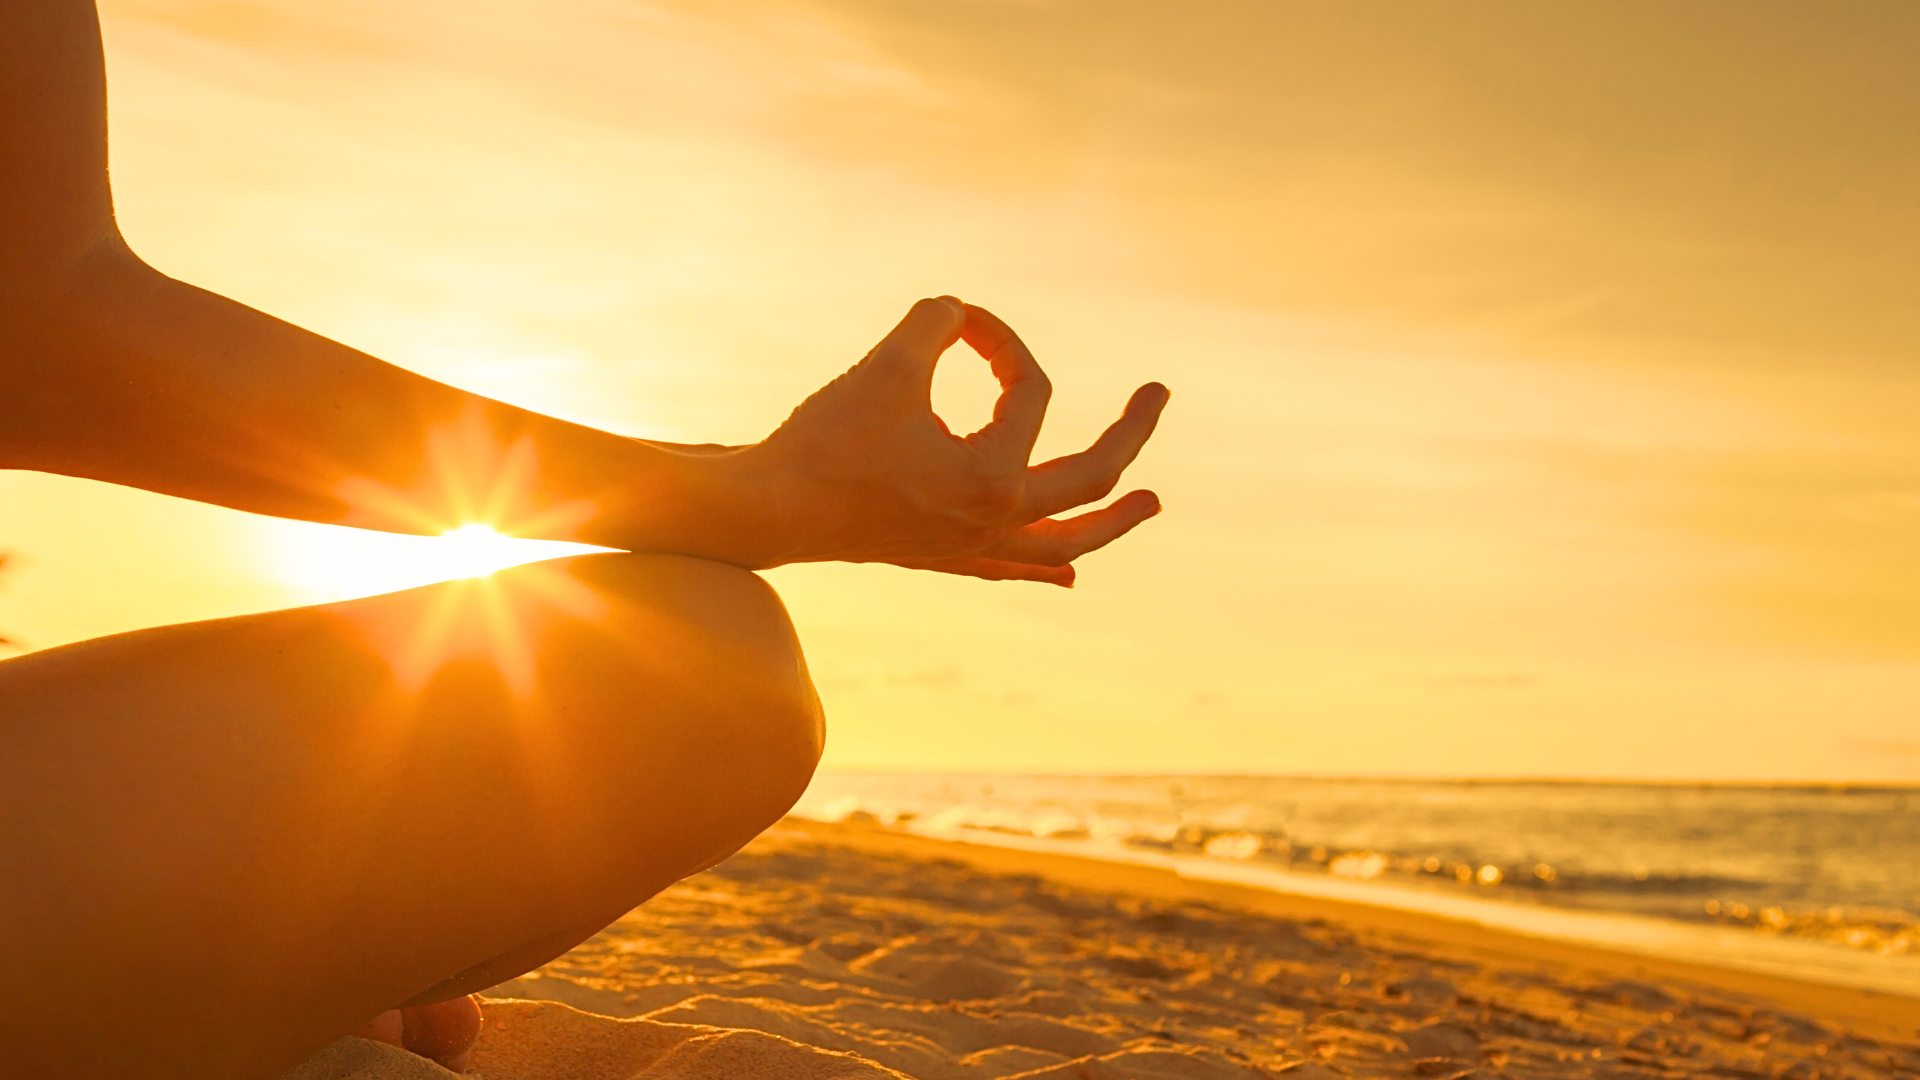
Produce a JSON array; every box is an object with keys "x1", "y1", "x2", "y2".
[{"x1": 791, "y1": 773, "x2": 1920, "y2": 997}]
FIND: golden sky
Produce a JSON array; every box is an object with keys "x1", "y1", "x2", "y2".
[{"x1": 4, "y1": 0, "x2": 1917, "y2": 779}]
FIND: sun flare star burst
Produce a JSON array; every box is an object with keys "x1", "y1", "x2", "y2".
[
  {"x1": 277, "y1": 522, "x2": 606, "y2": 603},
  {"x1": 434, "y1": 523, "x2": 559, "y2": 580}
]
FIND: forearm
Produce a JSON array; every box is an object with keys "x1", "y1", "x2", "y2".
[
  {"x1": 0, "y1": 241, "x2": 769, "y2": 556},
  {"x1": 1, "y1": 0, "x2": 787, "y2": 561}
]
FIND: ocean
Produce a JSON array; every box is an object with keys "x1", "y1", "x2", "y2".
[{"x1": 791, "y1": 773, "x2": 1920, "y2": 997}]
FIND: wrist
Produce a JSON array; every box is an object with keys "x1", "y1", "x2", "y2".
[
  {"x1": 583, "y1": 440, "x2": 810, "y2": 569},
  {"x1": 694, "y1": 442, "x2": 808, "y2": 568}
]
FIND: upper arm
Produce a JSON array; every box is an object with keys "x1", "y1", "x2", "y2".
[
  {"x1": 0, "y1": 0, "x2": 132, "y2": 468},
  {"x1": 0, "y1": 0, "x2": 119, "y2": 276}
]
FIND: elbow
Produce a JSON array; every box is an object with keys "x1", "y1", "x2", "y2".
[
  {"x1": 0, "y1": 233, "x2": 160, "y2": 469},
  {"x1": 1, "y1": 228, "x2": 156, "y2": 321}
]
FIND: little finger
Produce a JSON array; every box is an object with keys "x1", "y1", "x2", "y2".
[
  {"x1": 885, "y1": 555, "x2": 1076, "y2": 588},
  {"x1": 980, "y1": 489, "x2": 1162, "y2": 566}
]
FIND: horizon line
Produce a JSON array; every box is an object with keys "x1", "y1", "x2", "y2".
[{"x1": 810, "y1": 769, "x2": 1920, "y2": 792}]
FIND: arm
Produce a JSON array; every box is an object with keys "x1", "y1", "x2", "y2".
[
  {"x1": 0, "y1": 232, "x2": 765, "y2": 560},
  {"x1": 0, "y1": 1, "x2": 762, "y2": 558},
  {"x1": 0, "y1": 0, "x2": 1165, "y2": 585}
]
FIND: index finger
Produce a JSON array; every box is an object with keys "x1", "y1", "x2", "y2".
[
  {"x1": 961, "y1": 304, "x2": 1051, "y2": 465},
  {"x1": 868, "y1": 296, "x2": 966, "y2": 385}
]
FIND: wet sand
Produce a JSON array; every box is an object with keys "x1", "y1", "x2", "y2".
[{"x1": 284, "y1": 818, "x2": 1920, "y2": 1080}]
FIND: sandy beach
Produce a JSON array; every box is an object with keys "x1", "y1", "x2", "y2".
[{"x1": 284, "y1": 818, "x2": 1920, "y2": 1080}]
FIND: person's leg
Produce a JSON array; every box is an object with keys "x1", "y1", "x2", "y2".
[{"x1": 0, "y1": 553, "x2": 822, "y2": 1079}]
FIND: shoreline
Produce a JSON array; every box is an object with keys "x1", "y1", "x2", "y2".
[
  {"x1": 797, "y1": 819, "x2": 1919, "y2": 1043},
  {"x1": 880, "y1": 821, "x2": 1920, "y2": 1003}
]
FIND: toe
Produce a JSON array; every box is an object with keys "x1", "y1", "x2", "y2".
[
  {"x1": 352, "y1": 1009, "x2": 404, "y2": 1047},
  {"x1": 401, "y1": 995, "x2": 484, "y2": 1070}
]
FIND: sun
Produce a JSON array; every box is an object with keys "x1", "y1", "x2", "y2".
[
  {"x1": 433, "y1": 523, "x2": 569, "y2": 580},
  {"x1": 269, "y1": 407, "x2": 612, "y2": 603},
  {"x1": 273, "y1": 521, "x2": 607, "y2": 603}
]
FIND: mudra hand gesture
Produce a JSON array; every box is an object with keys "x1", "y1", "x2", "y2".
[{"x1": 730, "y1": 296, "x2": 1167, "y2": 586}]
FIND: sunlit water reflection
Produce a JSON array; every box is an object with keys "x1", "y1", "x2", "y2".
[{"x1": 794, "y1": 773, "x2": 1920, "y2": 996}]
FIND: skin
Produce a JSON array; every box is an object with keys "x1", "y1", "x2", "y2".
[{"x1": 0, "y1": 2, "x2": 1167, "y2": 1078}]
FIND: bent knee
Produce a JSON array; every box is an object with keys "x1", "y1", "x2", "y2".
[{"x1": 505, "y1": 552, "x2": 823, "y2": 817}]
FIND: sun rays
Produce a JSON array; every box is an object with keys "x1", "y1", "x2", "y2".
[
  {"x1": 275, "y1": 522, "x2": 605, "y2": 603},
  {"x1": 377, "y1": 559, "x2": 610, "y2": 698},
  {"x1": 277, "y1": 522, "x2": 609, "y2": 699},
  {"x1": 332, "y1": 404, "x2": 602, "y2": 545},
  {"x1": 275, "y1": 404, "x2": 612, "y2": 603},
  {"x1": 270, "y1": 407, "x2": 619, "y2": 696}
]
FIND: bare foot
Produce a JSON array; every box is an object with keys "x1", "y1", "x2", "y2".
[{"x1": 351, "y1": 995, "x2": 484, "y2": 1073}]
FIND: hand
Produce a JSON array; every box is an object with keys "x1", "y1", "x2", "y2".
[{"x1": 741, "y1": 296, "x2": 1168, "y2": 586}]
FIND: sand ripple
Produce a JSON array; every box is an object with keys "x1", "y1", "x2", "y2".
[{"x1": 283, "y1": 820, "x2": 1920, "y2": 1080}]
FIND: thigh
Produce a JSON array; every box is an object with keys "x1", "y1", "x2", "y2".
[{"x1": 0, "y1": 553, "x2": 821, "y2": 1080}]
